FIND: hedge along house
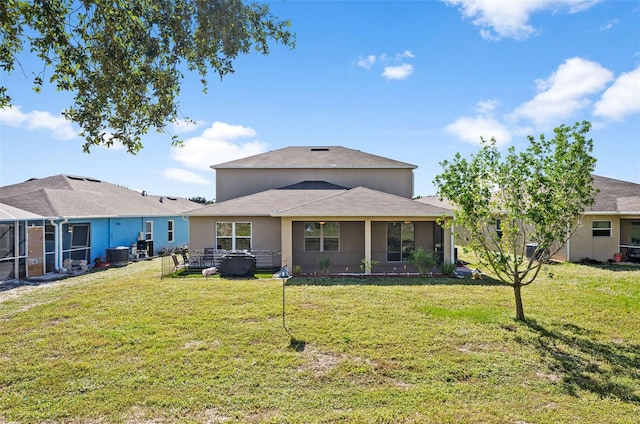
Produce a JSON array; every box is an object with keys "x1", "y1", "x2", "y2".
[
  {"x1": 187, "y1": 147, "x2": 454, "y2": 274},
  {"x1": 0, "y1": 175, "x2": 198, "y2": 279},
  {"x1": 0, "y1": 203, "x2": 51, "y2": 282}
]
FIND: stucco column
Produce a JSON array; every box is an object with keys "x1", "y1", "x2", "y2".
[
  {"x1": 364, "y1": 219, "x2": 372, "y2": 275},
  {"x1": 281, "y1": 217, "x2": 293, "y2": 268},
  {"x1": 444, "y1": 222, "x2": 453, "y2": 263}
]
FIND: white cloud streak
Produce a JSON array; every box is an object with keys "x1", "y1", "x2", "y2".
[
  {"x1": 161, "y1": 168, "x2": 212, "y2": 185},
  {"x1": 170, "y1": 121, "x2": 268, "y2": 172},
  {"x1": 509, "y1": 57, "x2": 613, "y2": 127},
  {"x1": 357, "y1": 55, "x2": 377, "y2": 69},
  {"x1": 593, "y1": 66, "x2": 640, "y2": 120},
  {"x1": 443, "y1": 0, "x2": 600, "y2": 40},
  {"x1": 0, "y1": 106, "x2": 78, "y2": 140},
  {"x1": 444, "y1": 57, "x2": 639, "y2": 147},
  {"x1": 445, "y1": 115, "x2": 512, "y2": 146},
  {"x1": 357, "y1": 50, "x2": 416, "y2": 80},
  {"x1": 382, "y1": 63, "x2": 414, "y2": 80}
]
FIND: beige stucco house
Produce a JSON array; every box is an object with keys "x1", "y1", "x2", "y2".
[
  {"x1": 557, "y1": 175, "x2": 640, "y2": 263},
  {"x1": 187, "y1": 146, "x2": 454, "y2": 274},
  {"x1": 419, "y1": 175, "x2": 640, "y2": 264}
]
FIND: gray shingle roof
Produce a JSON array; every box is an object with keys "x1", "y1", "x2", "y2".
[
  {"x1": 187, "y1": 186, "x2": 452, "y2": 218},
  {"x1": 0, "y1": 203, "x2": 46, "y2": 220},
  {"x1": 187, "y1": 189, "x2": 346, "y2": 216},
  {"x1": 211, "y1": 146, "x2": 417, "y2": 169},
  {"x1": 0, "y1": 175, "x2": 199, "y2": 217},
  {"x1": 418, "y1": 175, "x2": 640, "y2": 215},
  {"x1": 590, "y1": 175, "x2": 640, "y2": 213}
]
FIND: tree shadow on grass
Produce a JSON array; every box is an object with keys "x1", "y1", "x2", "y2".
[
  {"x1": 286, "y1": 275, "x2": 505, "y2": 287},
  {"x1": 518, "y1": 318, "x2": 640, "y2": 403}
]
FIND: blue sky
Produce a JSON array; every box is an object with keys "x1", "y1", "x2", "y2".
[{"x1": 1, "y1": 0, "x2": 639, "y2": 200}]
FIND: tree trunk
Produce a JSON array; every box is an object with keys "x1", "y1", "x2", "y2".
[{"x1": 513, "y1": 283, "x2": 525, "y2": 320}]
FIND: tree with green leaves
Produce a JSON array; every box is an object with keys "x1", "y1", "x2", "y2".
[
  {"x1": 1, "y1": 0, "x2": 295, "y2": 153},
  {"x1": 434, "y1": 121, "x2": 598, "y2": 320}
]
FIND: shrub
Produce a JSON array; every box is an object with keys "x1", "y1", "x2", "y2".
[
  {"x1": 360, "y1": 258, "x2": 379, "y2": 273},
  {"x1": 408, "y1": 248, "x2": 437, "y2": 276},
  {"x1": 440, "y1": 260, "x2": 457, "y2": 275},
  {"x1": 318, "y1": 257, "x2": 332, "y2": 275}
]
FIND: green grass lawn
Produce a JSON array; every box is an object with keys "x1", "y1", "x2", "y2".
[{"x1": 1, "y1": 258, "x2": 639, "y2": 423}]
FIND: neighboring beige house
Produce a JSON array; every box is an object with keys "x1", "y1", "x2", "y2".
[
  {"x1": 187, "y1": 146, "x2": 454, "y2": 274},
  {"x1": 558, "y1": 175, "x2": 640, "y2": 263},
  {"x1": 419, "y1": 175, "x2": 640, "y2": 264}
]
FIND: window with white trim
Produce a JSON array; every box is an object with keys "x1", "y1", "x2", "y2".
[
  {"x1": 304, "y1": 222, "x2": 340, "y2": 252},
  {"x1": 216, "y1": 222, "x2": 252, "y2": 251},
  {"x1": 592, "y1": 220, "x2": 611, "y2": 237},
  {"x1": 167, "y1": 220, "x2": 174, "y2": 242},
  {"x1": 145, "y1": 221, "x2": 153, "y2": 241}
]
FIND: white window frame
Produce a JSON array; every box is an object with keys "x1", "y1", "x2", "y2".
[
  {"x1": 167, "y1": 220, "x2": 174, "y2": 242},
  {"x1": 592, "y1": 220, "x2": 612, "y2": 237},
  {"x1": 145, "y1": 221, "x2": 153, "y2": 241},
  {"x1": 216, "y1": 222, "x2": 252, "y2": 251}
]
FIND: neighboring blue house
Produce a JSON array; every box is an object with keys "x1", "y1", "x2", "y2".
[{"x1": 0, "y1": 175, "x2": 198, "y2": 280}]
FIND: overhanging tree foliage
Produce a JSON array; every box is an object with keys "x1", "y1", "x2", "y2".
[
  {"x1": 1, "y1": 0, "x2": 295, "y2": 153},
  {"x1": 434, "y1": 121, "x2": 598, "y2": 320}
]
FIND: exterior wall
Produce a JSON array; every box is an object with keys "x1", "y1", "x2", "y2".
[
  {"x1": 216, "y1": 168, "x2": 414, "y2": 201},
  {"x1": 291, "y1": 221, "x2": 365, "y2": 273},
  {"x1": 188, "y1": 216, "x2": 281, "y2": 252},
  {"x1": 82, "y1": 216, "x2": 189, "y2": 262},
  {"x1": 568, "y1": 215, "x2": 620, "y2": 262},
  {"x1": 291, "y1": 220, "x2": 440, "y2": 274}
]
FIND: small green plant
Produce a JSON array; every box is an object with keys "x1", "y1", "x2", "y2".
[
  {"x1": 407, "y1": 247, "x2": 437, "y2": 276},
  {"x1": 440, "y1": 260, "x2": 457, "y2": 275},
  {"x1": 360, "y1": 258, "x2": 379, "y2": 273},
  {"x1": 292, "y1": 265, "x2": 303, "y2": 276},
  {"x1": 318, "y1": 256, "x2": 332, "y2": 275}
]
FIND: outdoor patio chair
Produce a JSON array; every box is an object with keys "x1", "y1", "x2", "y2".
[{"x1": 170, "y1": 253, "x2": 189, "y2": 273}]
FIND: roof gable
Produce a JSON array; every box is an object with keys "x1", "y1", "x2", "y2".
[{"x1": 211, "y1": 146, "x2": 417, "y2": 169}]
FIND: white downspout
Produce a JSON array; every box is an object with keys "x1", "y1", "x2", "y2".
[
  {"x1": 450, "y1": 220, "x2": 456, "y2": 262},
  {"x1": 52, "y1": 218, "x2": 68, "y2": 271}
]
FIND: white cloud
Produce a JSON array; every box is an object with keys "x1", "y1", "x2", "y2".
[
  {"x1": 476, "y1": 99, "x2": 499, "y2": 116},
  {"x1": 357, "y1": 51, "x2": 416, "y2": 80},
  {"x1": 593, "y1": 66, "x2": 640, "y2": 120},
  {"x1": 509, "y1": 57, "x2": 613, "y2": 127},
  {"x1": 0, "y1": 106, "x2": 78, "y2": 140},
  {"x1": 97, "y1": 132, "x2": 125, "y2": 150},
  {"x1": 443, "y1": 0, "x2": 600, "y2": 40},
  {"x1": 171, "y1": 121, "x2": 268, "y2": 172},
  {"x1": 445, "y1": 116, "x2": 512, "y2": 146},
  {"x1": 161, "y1": 168, "x2": 212, "y2": 185},
  {"x1": 171, "y1": 118, "x2": 207, "y2": 134},
  {"x1": 396, "y1": 50, "x2": 415, "y2": 60},
  {"x1": 599, "y1": 19, "x2": 619, "y2": 31},
  {"x1": 382, "y1": 63, "x2": 414, "y2": 80},
  {"x1": 357, "y1": 55, "x2": 377, "y2": 69}
]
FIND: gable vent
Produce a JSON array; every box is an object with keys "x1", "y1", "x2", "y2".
[{"x1": 310, "y1": 148, "x2": 329, "y2": 152}]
